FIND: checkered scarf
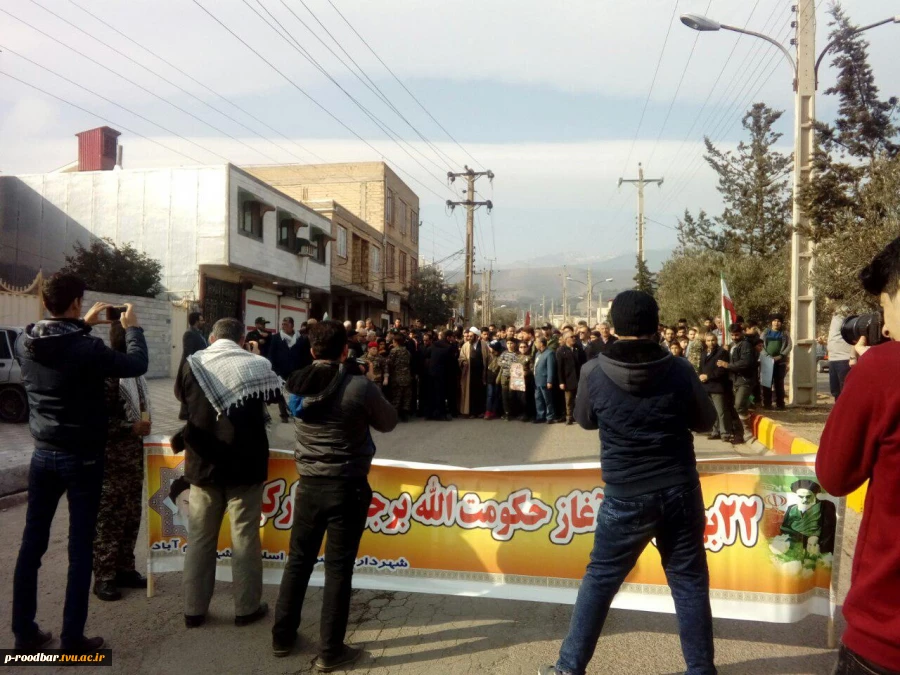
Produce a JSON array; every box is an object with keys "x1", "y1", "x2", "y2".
[
  {"x1": 119, "y1": 376, "x2": 152, "y2": 423},
  {"x1": 187, "y1": 338, "x2": 283, "y2": 418}
]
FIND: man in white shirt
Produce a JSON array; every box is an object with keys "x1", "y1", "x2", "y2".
[{"x1": 826, "y1": 311, "x2": 854, "y2": 399}]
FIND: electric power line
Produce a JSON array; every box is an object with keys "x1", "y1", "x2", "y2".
[{"x1": 324, "y1": 0, "x2": 483, "y2": 170}]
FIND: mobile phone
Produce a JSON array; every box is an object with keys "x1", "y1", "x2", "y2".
[{"x1": 106, "y1": 305, "x2": 128, "y2": 321}]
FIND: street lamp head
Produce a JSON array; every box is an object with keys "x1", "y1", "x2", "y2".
[
  {"x1": 680, "y1": 14, "x2": 721, "y2": 31},
  {"x1": 604, "y1": 278, "x2": 614, "y2": 282}
]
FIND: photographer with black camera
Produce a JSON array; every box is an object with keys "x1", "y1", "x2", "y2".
[{"x1": 817, "y1": 236, "x2": 900, "y2": 675}]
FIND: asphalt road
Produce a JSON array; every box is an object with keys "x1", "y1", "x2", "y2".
[{"x1": 0, "y1": 407, "x2": 852, "y2": 675}]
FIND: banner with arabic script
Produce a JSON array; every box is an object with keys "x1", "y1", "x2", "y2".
[{"x1": 145, "y1": 438, "x2": 842, "y2": 623}]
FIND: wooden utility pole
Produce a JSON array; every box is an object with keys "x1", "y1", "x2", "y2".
[
  {"x1": 618, "y1": 162, "x2": 663, "y2": 264},
  {"x1": 446, "y1": 167, "x2": 494, "y2": 324}
]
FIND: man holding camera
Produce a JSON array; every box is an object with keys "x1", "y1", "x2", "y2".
[
  {"x1": 12, "y1": 274, "x2": 148, "y2": 653},
  {"x1": 817, "y1": 237, "x2": 900, "y2": 675},
  {"x1": 272, "y1": 321, "x2": 397, "y2": 670}
]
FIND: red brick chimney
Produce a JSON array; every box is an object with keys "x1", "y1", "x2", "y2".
[{"x1": 75, "y1": 126, "x2": 121, "y2": 171}]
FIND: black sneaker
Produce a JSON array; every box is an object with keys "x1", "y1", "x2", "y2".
[
  {"x1": 184, "y1": 614, "x2": 206, "y2": 628},
  {"x1": 15, "y1": 628, "x2": 53, "y2": 652},
  {"x1": 235, "y1": 602, "x2": 268, "y2": 627},
  {"x1": 61, "y1": 636, "x2": 105, "y2": 654},
  {"x1": 707, "y1": 433, "x2": 721, "y2": 440},
  {"x1": 93, "y1": 580, "x2": 122, "y2": 602},
  {"x1": 546, "y1": 419, "x2": 557, "y2": 425},
  {"x1": 316, "y1": 645, "x2": 362, "y2": 672},
  {"x1": 272, "y1": 632, "x2": 296, "y2": 657},
  {"x1": 116, "y1": 569, "x2": 148, "y2": 589}
]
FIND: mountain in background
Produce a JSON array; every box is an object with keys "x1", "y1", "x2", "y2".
[{"x1": 487, "y1": 248, "x2": 671, "y2": 306}]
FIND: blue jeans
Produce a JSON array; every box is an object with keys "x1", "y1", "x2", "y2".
[
  {"x1": 833, "y1": 644, "x2": 900, "y2": 674},
  {"x1": 535, "y1": 385, "x2": 556, "y2": 421},
  {"x1": 486, "y1": 384, "x2": 501, "y2": 415},
  {"x1": 557, "y1": 482, "x2": 716, "y2": 675},
  {"x1": 829, "y1": 360, "x2": 851, "y2": 400},
  {"x1": 12, "y1": 448, "x2": 105, "y2": 648}
]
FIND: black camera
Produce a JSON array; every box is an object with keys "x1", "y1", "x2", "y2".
[{"x1": 841, "y1": 313, "x2": 887, "y2": 346}]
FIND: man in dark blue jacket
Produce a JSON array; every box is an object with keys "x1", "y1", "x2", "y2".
[
  {"x1": 267, "y1": 317, "x2": 312, "y2": 422},
  {"x1": 533, "y1": 337, "x2": 558, "y2": 424},
  {"x1": 541, "y1": 290, "x2": 717, "y2": 675},
  {"x1": 12, "y1": 273, "x2": 148, "y2": 654}
]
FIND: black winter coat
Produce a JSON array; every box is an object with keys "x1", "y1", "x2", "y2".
[
  {"x1": 727, "y1": 338, "x2": 758, "y2": 385},
  {"x1": 268, "y1": 333, "x2": 312, "y2": 379},
  {"x1": 556, "y1": 345, "x2": 584, "y2": 390},
  {"x1": 700, "y1": 346, "x2": 730, "y2": 394},
  {"x1": 585, "y1": 335, "x2": 618, "y2": 360},
  {"x1": 16, "y1": 321, "x2": 148, "y2": 455},
  {"x1": 574, "y1": 340, "x2": 715, "y2": 498},
  {"x1": 174, "y1": 360, "x2": 276, "y2": 487}
]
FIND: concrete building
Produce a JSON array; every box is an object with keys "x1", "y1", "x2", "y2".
[
  {"x1": 243, "y1": 161, "x2": 420, "y2": 324},
  {"x1": 307, "y1": 200, "x2": 386, "y2": 328},
  {"x1": 0, "y1": 127, "x2": 332, "y2": 333}
]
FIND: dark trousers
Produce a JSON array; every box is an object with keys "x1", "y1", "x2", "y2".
[
  {"x1": 833, "y1": 644, "x2": 900, "y2": 675},
  {"x1": 829, "y1": 360, "x2": 851, "y2": 400},
  {"x1": 13, "y1": 448, "x2": 104, "y2": 648},
  {"x1": 557, "y1": 483, "x2": 716, "y2": 675},
  {"x1": 93, "y1": 436, "x2": 143, "y2": 581},
  {"x1": 763, "y1": 361, "x2": 787, "y2": 408},
  {"x1": 726, "y1": 386, "x2": 746, "y2": 441},
  {"x1": 486, "y1": 384, "x2": 501, "y2": 415},
  {"x1": 428, "y1": 374, "x2": 447, "y2": 419},
  {"x1": 501, "y1": 386, "x2": 515, "y2": 418},
  {"x1": 564, "y1": 390, "x2": 576, "y2": 421},
  {"x1": 273, "y1": 476, "x2": 372, "y2": 657}
]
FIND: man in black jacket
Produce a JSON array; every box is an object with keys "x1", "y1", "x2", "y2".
[
  {"x1": 717, "y1": 323, "x2": 757, "y2": 444},
  {"x1": 268, "y1": 316, "x2": 313, "y2": 422},
  {"x1": 556, "y1": 333, "x2": 585, "y2": 425},
  {"x1": 175, "y1": 318, "x2": 281, "y2": 630},
  {"x1": 699, "y1": 332, "x2": 733, "y2": 442},
  {"x1": 272, "y1": 321, "x2": 397, "y2": 668},
  {"x1": 542, "y1": 291, "x2": 717, "y2": 675},
  {"x1": 12, "y1": 274, "x2": 148, "y2": 653},
  {"x1": 177, "y1": 312, "x2": 207, "y2": 421}
]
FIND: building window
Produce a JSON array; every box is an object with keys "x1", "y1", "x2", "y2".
[
  {"x1": 314, "y1": 236, "x2": 328, "y2": 265},
  {"x1": 411, "y1": 211, "x2": 418, "y2": 244},
  {"x1": 241, "y1": 200, "x2": 263, "y2": 240},
  {"x1": 336, "y1": 225, "x2": 347, "y2": 258},
  {"x1": 399, "y1": 201, "x2": 407, "y2": 235},
  {"x1": 411, "y1": 257, "x2": 418, "y2": 278},
  {"x1": 387, "y1": 244, "x2": 396, "y2": 279},
  {"x1": 385, "y1": 189, "x2": 394, "y2": 227},
  {"x1": 371, "y1": 246, "x2": 381, "y2": 281},
  {"x1": 399, "y1": 251, "x2": 407, "y2": 284},
  {"x1": 277, "y1": 217, "x2": 297, "y2": 252}
]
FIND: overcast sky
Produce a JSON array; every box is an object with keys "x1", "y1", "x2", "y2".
[{"x1": 1, "y1": 0, "x2": 897, "y2": 273}]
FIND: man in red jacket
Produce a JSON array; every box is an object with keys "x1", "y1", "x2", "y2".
[{"x1": 817, "y1": 236, "x2": 900, "y2": 675}]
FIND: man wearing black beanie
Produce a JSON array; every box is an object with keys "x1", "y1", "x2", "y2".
[{"x1": 542, "y1": 290, "x2": 718, "y2": 675}]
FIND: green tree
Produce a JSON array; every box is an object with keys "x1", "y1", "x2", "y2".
[
  {"x1": 797, "y1": 3, "x2": 899, "y2": 308},
  {"x1": 407, "y1": 266, "x2": 457, "y2": 328},
  {"x1": 633, "y1": 255, "x2": 657, "y2": 296},
  {"x1": 678, "y1": 103, "x2": 792, "y2": 257},
  {"x1": 809, "y1": 156, "x2": 900, "y2": 313},
  {"x1": 656, "y1": 248, "x2": 790, "y2": 326},
  {"x1": 60, "y1": 237, "x2": 162, "y2": 297}
]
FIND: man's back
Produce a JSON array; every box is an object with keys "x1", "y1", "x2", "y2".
[
  {"x1": 287, "y1": 362, "x2": 397, "y2": 477},
  {"x1": 17, "y1": 321, "x2": 148, "y2": 453},
  {"x1": 575, "y1": 339, "x2": 715, "y2": 498}
]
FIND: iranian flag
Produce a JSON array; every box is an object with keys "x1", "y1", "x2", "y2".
[
  {"x1": 525, "y1": 311, "x2": 531, "y2": 327},
  {"x1": 721, "y1": 274, "x2": 737, "y2": 334}
]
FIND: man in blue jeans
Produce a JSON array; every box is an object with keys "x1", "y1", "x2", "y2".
[
  {"x1": 533, "y1": 337, "x2": 558, "y2": 424},
  {"x1": 541, "y1": 290, "x2": 718, "y2": 675},
  {"x1": 12, "y1": 274, "x2": 148, "y2": 653}
]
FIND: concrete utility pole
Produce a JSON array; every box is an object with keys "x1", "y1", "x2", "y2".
[
  {"x1": 562, "y1": 265, "x2": 569, "y2": 323},
  {"x1": 789, "y1": 0, "x2": 817, "y2": 406},
  {"x1": 541, "y1": 295, "x2": 546, "y2": 325},
  {"x1": 446, "y1": 167, "x2": 494, "y2": 324},
  {"x1": 586, "y1": 268, "x2": 593, "y2": 325},
  {"x1": 618, "y1": 162, "x2": 663, "y2": 263}
]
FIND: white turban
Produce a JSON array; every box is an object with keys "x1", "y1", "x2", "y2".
[{"x1": 469, "y1": 326, "x2": 481, "y2": 336}]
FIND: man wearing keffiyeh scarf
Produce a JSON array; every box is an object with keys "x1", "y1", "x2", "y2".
[{"x1": 174, "y1": 317, "x2": 280, "y2": 629}]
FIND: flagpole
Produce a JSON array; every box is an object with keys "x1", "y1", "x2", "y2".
[{"x1": 721, "y1": 274, "x2": 730, "y2": 347}]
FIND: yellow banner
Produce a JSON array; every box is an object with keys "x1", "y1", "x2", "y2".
[{"x1": 145, "y1": 437, "x2": 842, "y2": 623}]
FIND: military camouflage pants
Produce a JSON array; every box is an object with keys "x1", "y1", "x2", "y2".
[
  {"x1": 391, "y1": 384, "x2": 413, "y2": 413},
  {"x1": 93, "y1": 434, "x2": 143, "y2": 581}
]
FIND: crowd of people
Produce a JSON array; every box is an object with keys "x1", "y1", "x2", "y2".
[
  {"x1": 229, "y1": 310, "x2": 792, "y2": 450},
  {"x1": 10, "y1": 247, "x2": 899, "y2": 675}
]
